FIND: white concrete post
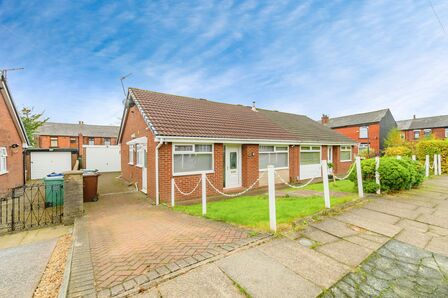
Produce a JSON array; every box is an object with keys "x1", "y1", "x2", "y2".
[
  {"x1": 375, "y1": 156, "x2": 380, "y2": 195},
  {"x1": 202, "y1": 173, "x2": 207, "y2": 215},
  {"x1": 171, "y1": 178, "x2": 175, "y2": 207},
  {"x1": 355, "y1": 156, "x2": 364, "y2": 198},
  {"x1": 438, "y1": 154, "x2": 442, "y2": 175},
  {"x1": 321, "y1": 161, "x2": 331, "y2": 208},
  {"x1": 396, "y1": 155, "x2": 402, "y2": 160},
  {"x1": 268, "y1": 165, "x2": 277, "y2": 232},
  {"x1": 425, "y1": 155, "x2": 430, "y2": 177},
  {"x1": 412, "y1": 155, "x2": 416, "y2": 161},
  {"x1": 434, "y1": 154, "x2": 438, "y2": 176}
]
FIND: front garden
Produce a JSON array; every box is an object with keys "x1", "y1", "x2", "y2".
[{"x1": 175, "y1": 180, "x2": 358, "y2": 231}]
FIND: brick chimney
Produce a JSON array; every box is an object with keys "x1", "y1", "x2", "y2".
[{"x1": 321, "y1": 114, "x2": 329, "y2": 125}]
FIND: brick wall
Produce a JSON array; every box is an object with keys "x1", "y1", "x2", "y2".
[
  {"x1": 333, "y1": 123, "x2": 380, "y2": 153},
  {"x1": 242, "y1": 144, "x2": 259, "y2": 188},
  {"x1": 38, "y1": 135, "x2": 118, "y2": 149},
  {"x1": 333, "y1": 145, "x2": 353, "y2": 175},
  {"x1": 158, "y1": 143, "x2": 225, "y2": 202},
  {"x1": 0, "y1": 89, "x2": 25, "y2": 194},
  {"x1": 119, "y1": 105, "x2": 154, "y2": 199},
  {"x1": 289, "y1": 145, "x2": 299, "y2": 182}
]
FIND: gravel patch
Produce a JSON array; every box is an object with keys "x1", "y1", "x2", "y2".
[{"x1": 34, "y1": 234, "x2": 72, "y2": 298}]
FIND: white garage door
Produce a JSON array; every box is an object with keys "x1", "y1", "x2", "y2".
[
  {"x1": 30, "y1": 151, "x2": 72, "y2": 180},
  {"x1": 300, "y1": 146, "x2": 322, "y2": 180},
  {"x1": 85, "y1": 145, "x2": 121, "y2": 172}
]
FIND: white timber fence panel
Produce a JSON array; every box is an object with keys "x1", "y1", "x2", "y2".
[
  {"x1": 425, "y1": 155, "x2": 430, "y2": 177},
  {"x1": 438, "y1": 154, "x2": 442, "y2": 175},
  {"x1": 375, "y1": 156, "x2": 380, "y2": 195},
  {"x1": 434, "y1": 154, "x2": 438, "y2": 176}
]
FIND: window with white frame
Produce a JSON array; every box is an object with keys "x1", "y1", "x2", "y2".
[
  {"x1": 173, "y1": 144, "x2": 213, "y2": 175},
  {"x1": 88, "y1": 137, "x2": 94, "y2": 145},
  {"x1": 104, "y1": 138, "x2": 111, "y2": 145},
  {"x1": 0, "y1": 147, "x2": 7, "y2": 174},
  {"x1": 445, "y1": 128, "x2": 448, "y2": 138},
  {"x1": 50, "y1": 137, "x2": 58, "y2": 147},
  {"x1": 358, "y1": 143, "x2": 369, "y2": 153},
  {"x1": 424, "y1": 129, "x2": 432, "y2": 138},
  {"x1": 359, "y1": 126, "x2": 369, "y2": 138},
  {"x1": 300, "y1": 146, "x2": 321, "y2": 165},
  {"x1": 259, "y1": 145, "x2": 289, "y2": 169},
  {"x1": 414, "y1": 130, "x2": 420, "y2": 139},
  {"x1": 128, "y1": 145, "x2": 134, "y2": 165},
  {"x1": 340, "y1": 146, "x2": 352, "y2": 161},
  {"x1": 136, "y1": 144, "x2": 145, "y2": 167}
]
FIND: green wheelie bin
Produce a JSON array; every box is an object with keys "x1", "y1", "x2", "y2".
[{"x1": 44, "y1": 174, "x2": 64, "y2": 207}]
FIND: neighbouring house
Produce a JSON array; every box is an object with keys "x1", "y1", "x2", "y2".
[
  {"x1": 397, "y1": 115, "x2": 448, "y2": 141},
  {"x1": 118, "y1": 88, "x2": 356, "y2": 203},
  {"x1": 0, "y1": 72, "x2": 30, "y2": 194},
  {"x1": 321, "y1": 109, "x2": 396, "y2": 154},
  {"x1": 30, "y1": 122, "x2": 121, "y2": 178}
]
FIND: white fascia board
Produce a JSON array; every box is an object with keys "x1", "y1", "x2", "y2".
[
  {"x1": 155, "y1": 136, "x2": 355, "y2": 146},
  {"x1": 126, "y1": 136, "x2": 147, "y2": 145}
]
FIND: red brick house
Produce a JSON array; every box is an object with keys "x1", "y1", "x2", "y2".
[
  {"x1": 0, "y1": 72, "x2": 30, "y2": 194},
  {"x1": 35, "y1": 121, "x2": 119, "y2": 151},
  {"x1": 397, "y1": 115, "x2": 448, "y2": 141},
  {"x1": 321, "y1": 109, "x2": 396, "y2": 154},
  {"x1": 118, "y1": 88, "x2": 355, "y2": 204}
]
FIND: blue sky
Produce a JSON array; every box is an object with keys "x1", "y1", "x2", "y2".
[{"x1": 1, "y1": 0, "x2": 447, "y2": 125}]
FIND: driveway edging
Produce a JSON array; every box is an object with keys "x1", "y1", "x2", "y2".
[{"x1": 57, "y1": 233, "x2": 75, "y2": 298}]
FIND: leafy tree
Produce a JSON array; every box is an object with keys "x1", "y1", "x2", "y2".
[
  {"x1": 384, "y1": 128, "x2": 404, "y2": 148},
  {"x1": 20, "y1": 107, "x2": 49, "y2": 146}
]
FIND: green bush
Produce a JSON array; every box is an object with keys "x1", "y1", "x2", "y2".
[
  {"x1": 349, "y1": 157, "x2": 425, "y2": 193},
  {"x1": 384, "y1": 146, "x2": 411, "y2": 157},
  {"x1": 416, "y1": 140, "x2": 448, "y2": 174}
]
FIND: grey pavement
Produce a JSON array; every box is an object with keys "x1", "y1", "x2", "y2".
[{"x1": 0, "y1": 238, "x2": 57, "y2": 298}]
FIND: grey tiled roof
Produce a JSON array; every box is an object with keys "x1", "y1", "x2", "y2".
[
  {"x1": 325, "y1": 109, "x2": 390, "y2": 128},
  {"x1": 397, "y1": 115, "x2": 448, "y2": 130},
  {"x1": 36, "y1": 122, "x2": 119, "y2": 137},
  {"x1": 258, "y1": 109, "x2": 355, "y2": 144}
]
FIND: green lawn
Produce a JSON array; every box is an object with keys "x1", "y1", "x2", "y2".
[
  {"x1": 299, "y1": 179, "x2": 356, "y2": 193},
  {"x1": 174, "y1": 194, "x2": 357, "y2": 231}
]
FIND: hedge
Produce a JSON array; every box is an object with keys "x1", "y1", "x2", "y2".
[
  {"x1": 415, "y1": 140, "x2": 448, "y2": 174},
  {"x1": 349, "y1": 157, "x2": 425, "y2": 193},
  {"x1": 384, "y1": 146, "x2": 411, "y2": 157}
]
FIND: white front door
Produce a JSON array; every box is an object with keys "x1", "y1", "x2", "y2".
[
  {"x1": 141, "y1": 148, "x2": 147, "y2": 193},
  {"x1": 327, "y1": 146, "x2": 333, "y2": 174},
  {"x1": 225, "y1": 145, "x2": 241, "y2": 188}
]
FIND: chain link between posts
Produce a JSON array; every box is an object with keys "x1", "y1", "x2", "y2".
[
  {"x1": 206, "y1": 172, "x2": 266, "y2": 197},
  {"x1": 173, "y1": 178, "x2": 202, "y2": 196},
  {"x1": 274, "y1": 171, "x2": 316, "y2": 189},
  {"x1": 333, "y1": 163, "x2": 355, "y2": 181}
]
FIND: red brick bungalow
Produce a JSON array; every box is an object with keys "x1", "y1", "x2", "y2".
[
  {"x1": 321, "y1": 109, "x2": 396, "y2": 154},
  {"x1": 397, "y1": 115, "x2": 448, "y2": 141},
  {"x1": 0, "y1": 72, "x2": 30, "y2": 194},
  {"x1": 118, "y1": 88, "x2": 355, "y2": 204}
]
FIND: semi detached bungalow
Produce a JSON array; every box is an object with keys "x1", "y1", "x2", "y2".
[{"x1": 118, "y1": 88, "x2": 356, "y2": 203}]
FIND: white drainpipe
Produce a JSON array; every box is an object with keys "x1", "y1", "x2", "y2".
[{"x1": 155, "y1": 139, "x2": 164, "y2": 205}]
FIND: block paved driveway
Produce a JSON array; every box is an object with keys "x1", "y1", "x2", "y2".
[
  {"x1": 84, "y1": 174, "x2": 255, "y2": 291},
  {"x1": 134, "y1": 175, "x2": 448, "y2": 298}
]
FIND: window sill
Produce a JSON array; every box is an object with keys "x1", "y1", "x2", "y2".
[
  {"x1": 340, "y1": 160, "x2": 352, "y2": 162},
  {"x1": 128, "y1": 163, "x2": 134, "y2": 166},
  {"x1": 173, "y1": 170, "x2": 214, "y2": 177},
  {"x1": 0, "y1": 171, "x2": 8, "y2": 176},
  {"x1": 136, "y1": 164, "x2": 143, "y2": 168}
]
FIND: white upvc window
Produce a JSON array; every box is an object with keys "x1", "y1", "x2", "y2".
[
  {"x1": 88, "y1": 137, "x2": 94, "y2": 145},
  {"x1": 50, "y1": 137, "x2": 58, "y2": 148},
  {"x1": 414, "y1": 130, "x2": 420, "y2": 139},
  {"x1": 300, "y1": 146, "x2": 321, "y2": 165},
  {"x1": 359, "y1": 126, "x2": 369, "y2": 139},
  {"x1": 359, "y1": 143, "x2": 369, "y2": 153},
  {"x1": 104, "y1": 138, "x2": 111, "y2": 145},
  {"x1": 173, "y1": 144, "x2": 213, "y2": 175},
  {"x1": 129, "y1": 145, "x2": 134, "y2": 165},
  {"x1": 136, "y1": 144, "x2": 145, "y2": 167},
  {"x1": 340, "y1": 146, "x2": 352, "y2": 162},
  {"x1": 0, "y1": 147, "x2": 7, "y2": 175},
  {"x1": 424, "y1": 129, "x2": 432, "y2": 137},
  {"x1": 445, "y1": 128, "x2": 448, "y2": 138},
  {"x1": 259, "y1": 145, "x2": 289, "y2": 170}
]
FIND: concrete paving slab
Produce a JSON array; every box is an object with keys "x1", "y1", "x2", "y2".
[
  {"x1": 429, "y1": 225, "x2": 448, "y2": 237},
  {"x1": 395, "y1": 218, "x2": 429, "y2": 233},
  {"x1": 363, "y1": 200, "x2": 420, "y2": 220},
  {"x1": 157, "y1": 264, "x2": 243, "y2": 298},
  {"x1": 395, "y1": 229, "x2": 432, "y2": 249},
  {"x1": 310, "y1": 218, "x2": 359, "y2": 238},
  {"x1": 316, "y1": 239, "x2": 372, "y2": 267},
  {"x1": 0, "y1": 225, "x2": 71, "y2": 249},
  {"x1": 217, "y1": 248, "x2": 321, "y2": 298},
  {"x1": 334, "y1": 213, "x2": 402, "y2": 237},
  {"x1": 258, "y1": 239, "x2": 350, "y2": 289},
  {"x1": 417, "y1": 214, "x2": 448, "y2": 229},
  {"x1": 132, "y1": 287, "x2": 160, "y2": 297},
  {"x1": 0, "y1": 239, "x2": 57, "y2": 298},
  {"x1": 425, "y1": 237, "x2": 448, "y2": 256},
  {"x1": 349, "y1": 208, "x2": 400, "y2": 224},
  {"x1": 343, "y1": 235, "x2": 385, "y2": 250},
  {"x1": 301, "y1": 227, "x2": 339, "y2": 244}
]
